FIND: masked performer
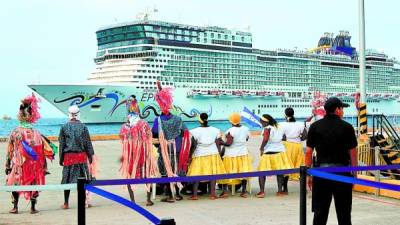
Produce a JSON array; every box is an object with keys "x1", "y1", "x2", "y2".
[
  {"x1": 119, "y1": 95, "x2": 159, "y2": 206},
  {"x1": 5, "y1": 94, "x2": 54, "y2": 214},
  {"x1": 152, "y1": 81, "x2": 190, "y2": 203}
]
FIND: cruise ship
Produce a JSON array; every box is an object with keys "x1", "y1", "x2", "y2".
[{"x1": 29, "y1": 19, "x2": 400, "y2": 123}]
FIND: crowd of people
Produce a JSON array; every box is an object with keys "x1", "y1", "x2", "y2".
[{"x1": 4, "y1": 86, "x2": 358, "y2": 225}]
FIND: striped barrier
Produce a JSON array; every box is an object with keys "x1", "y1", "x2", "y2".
[{"x1": 358, "y1": 103, "x2": 368, "y2": 135}]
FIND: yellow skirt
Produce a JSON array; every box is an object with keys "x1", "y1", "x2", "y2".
[
  {"x1": 258, "y1": 152, "x2": 292, "y2": 172},
  {"x1": 187, "y1": 154, "x2": 226, "y2": 177},
  {"x1": 283, "y1": 141, "x2": 304, "y2": 180},
  {"x1": 219, "y1": 154, "x2": 253, "y2": 185}
]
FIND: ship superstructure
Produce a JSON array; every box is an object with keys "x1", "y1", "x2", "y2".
[{"x1": 29, "y1": 18, "x2": 400, "y2": 123}]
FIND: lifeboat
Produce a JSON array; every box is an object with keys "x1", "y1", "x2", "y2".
[
  {"x1": 256, "y1": 91, "x2": 268, "y2": 96},
  {"x1": 383, "y1": 93, "x2": 396, "y2": 100},
  {"x1": 208, "y1": 89, "x2": 220, "y2": 96},
  {"x1": 372, "y1": 93, "x2": 382, "y2": 99},
  {"x1": 232, "y1": 90, "x2": 243, "y2": 96},
  {"x1": 335, "y1": 93, "x2": 345, "y2": 97}
]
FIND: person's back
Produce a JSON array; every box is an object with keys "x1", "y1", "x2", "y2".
[
  {"x1": 190, "y1": 126, "x2": 220, "y2": 157},
  {"x1": 224, "y1": 125, "x2": 249, "y2": 157},
  {"x1": 60, "y1": 121, "x2": 91, "y2": 153},
  {"x1": 263, "y1": 125, "x2": 285, "y2": 153},
  {"x1": 308, "y1": 114, "x2": 356, "y2": 166},
  {"x1": 281, "y1": 121, "x2": 304, "y2": 143},
  {"x1": 59, "y1": 105, "x2": 94, "y2": 209},
  {"x1": 306, "y1": 97, "x2": 358, "y2": 225}
]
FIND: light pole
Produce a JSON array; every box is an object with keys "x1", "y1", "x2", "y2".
[
  {"x1": 358, "y1": 0, "x2": 368, "y2": 139},
  {"x1": 359, "y1": 0, "x2": 366, "y2": 103}
]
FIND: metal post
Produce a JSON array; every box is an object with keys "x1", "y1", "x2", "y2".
[
  {"x1": 358, "y1": 0, "x2": 366, "y2": 103},
  {"x1": 159, "y1": 218, "x2": 176, "y2": 225},
  {"x1": 77, "y1": 177, "x2": 86, "y2": 225},
  {"x1": 374, "y1": 146, "x2": 380, "y2": 196},
  {"x1": 300, "y1": 166, "x2": 307, "y2": 225}
]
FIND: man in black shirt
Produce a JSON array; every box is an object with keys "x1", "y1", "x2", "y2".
[{"x1": 305, "y1": 97, "x2": 358, "y2": 225}]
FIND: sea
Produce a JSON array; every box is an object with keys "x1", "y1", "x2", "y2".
[
  {"x1": 1, "y1": 116, "x2": 397, "y2": 137},
  {"x1": 0, "y1": 118, "x2": 243, "y2": 137}
]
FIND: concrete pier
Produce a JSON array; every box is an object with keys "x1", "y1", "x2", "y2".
[{"x1": 1, "y1": 137, "x2": 399, "y2": 225}]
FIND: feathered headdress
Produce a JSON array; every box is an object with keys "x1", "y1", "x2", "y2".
[
  {"x1": 126, "y1": 95, "x2": 140, "y2": 116},
  {"x1": 154, "y1": 80, "x2": 173, "y2": 113},
  {"x1": 18, "y1": 94, "x2": 41, "y2": 123}
]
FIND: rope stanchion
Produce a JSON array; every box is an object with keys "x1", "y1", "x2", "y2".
[
  {"x1": 78, "y1": 178, "x2": 87, "y2": 225},
  {"x1": 299, "y1": 166, "x2": 307, "y2": 225},
  {"x1": 159, "y1": 218, "x2": 176, "y2": 225}
]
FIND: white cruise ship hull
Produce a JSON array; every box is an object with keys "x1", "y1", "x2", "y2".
[{"x1": 29, "y1": 83, "x2": 400, "y2": 124}]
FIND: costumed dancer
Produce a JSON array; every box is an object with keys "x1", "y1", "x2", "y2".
[
  {"x1": 59, "y1": 105, "x2": 95, "y2": 209},
  {"x1": 256, "y1": 114, "x2": 292, "y2": 198},
  {"x1": 281, "y1": 107, "x2": 306, "y2": 180},
  {"x1": 219, "y1": 112, "x2": 252, "y2": 198},
  {"x1": 187, "y1": 113, "x2": 226, "y2": 200},
  {"x1": 119, "y1": 95, "x2": 159, "y2": 206},
  {"x1": 5, "y1": 94, "x2": 55, "y2": 214},
  {"x1": 311, "y1": 91, "x2": 327, "y2": 122},
  {"x1": 152, "y1": 81, "x2": 190, "y2": 203}
]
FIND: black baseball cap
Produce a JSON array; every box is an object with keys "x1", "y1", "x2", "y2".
[{"x1": 324, "y1": 97, "x2": 350, "y2": 112}]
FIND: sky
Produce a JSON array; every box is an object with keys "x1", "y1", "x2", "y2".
[{"x1": 0, "y1": 0, "x2": 399, "y2": 118}]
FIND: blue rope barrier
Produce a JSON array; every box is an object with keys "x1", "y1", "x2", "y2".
[
  {"x1": 85, "y1": 185, "x2": 161, "y2": 225},
  {"x1": 91, "y1": 168, "x2": 300, "y2": 186},
  {"x1": 308, "y1": 169, "x2": 400, "y2": 192},
  {"x1": 313, "y1": 164, "x2": 400, "y2": 173}
]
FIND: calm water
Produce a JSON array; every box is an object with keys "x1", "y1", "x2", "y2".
[
  {"x1": 0, "y1": 118, "x2": 249, "y2": 137},
  {"x1": 0, "y1": 116, "x2": 398, "y2": 137}
]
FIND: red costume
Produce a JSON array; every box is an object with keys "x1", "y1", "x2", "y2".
[{"x1": 5, "y1": 94, "x2": 54, "y2": 214}]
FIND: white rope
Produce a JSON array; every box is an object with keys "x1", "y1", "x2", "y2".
[{"x1": 0, "y1": 184, "x2": 76, "y2": 192}]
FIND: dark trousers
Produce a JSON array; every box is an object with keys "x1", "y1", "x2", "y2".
[{"x1": 312, "y1": 174, "x2": 353, "y2": 225}]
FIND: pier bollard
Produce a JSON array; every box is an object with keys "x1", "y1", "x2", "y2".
[
  {"x1": 78, "y1": 177, "x2": 87, "y2": 225},
  {"x1": 159, "y1": 218, "x2": 176, "y2": 225},
  {"x1": 299, "y1": 166, "x2": 307, "y2": 225}
]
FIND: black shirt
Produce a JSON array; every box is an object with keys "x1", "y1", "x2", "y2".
[{"x1": 306, "y1": 114, "x2": 357, "y2": 166}]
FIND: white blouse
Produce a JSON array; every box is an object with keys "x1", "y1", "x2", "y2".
[
  {"x1": 262, "y1": 125, "x2": 285, "y2": 153},
  {"x1": 190, "y1": 126, "x2": 221, "y2": 157},
  {"x1": 224, "y1": 126, "x2": 250, "y2": 157}
]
